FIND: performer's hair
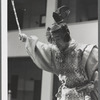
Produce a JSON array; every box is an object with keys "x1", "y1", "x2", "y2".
[{"x1": 46, "y1": 23, "x2": 71, "y2": 43}]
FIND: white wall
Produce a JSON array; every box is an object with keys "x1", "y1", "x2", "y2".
[
  {"x1": 69, "y1": 20, "x2": 98, "y2": 45},
  {"x1": 8, "y1": 27, "x2": 47, "y2": 57},
  {"x1": 8, "y1": 20, "x2": 98, "y2": 57}
]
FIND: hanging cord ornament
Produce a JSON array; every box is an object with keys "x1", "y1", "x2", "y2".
[{"x1": 11, "y1": 0, "x2": 21, "y2": 35}]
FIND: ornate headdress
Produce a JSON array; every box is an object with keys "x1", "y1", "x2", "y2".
[
  {"x1": 46, "y1": 5, "x2": 71, "y2": 43},
  {"x1": 52, "y1": 5, "x2": 70, "y2": 24}
]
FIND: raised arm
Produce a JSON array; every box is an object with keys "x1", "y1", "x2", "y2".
[{"x1": 19, "y1": 33, "x2": 55, "y2": 73}]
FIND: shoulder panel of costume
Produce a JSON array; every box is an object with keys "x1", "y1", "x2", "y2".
[{"x1": 82, "y1": 44, "x2": 97, "y2": 68}]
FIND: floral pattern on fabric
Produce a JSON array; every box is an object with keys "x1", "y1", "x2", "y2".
[{"x1": 55, "y1": 45, "x2": 88, "y2": 88}]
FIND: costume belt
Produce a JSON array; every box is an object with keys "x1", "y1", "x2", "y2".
[{"x1": 76, "y1": 81, "x2": 94, "y2": 92}]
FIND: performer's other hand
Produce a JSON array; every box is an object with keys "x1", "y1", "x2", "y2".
[{"x1": 19, "y1": 33, "x2": 27, "y2": 42}]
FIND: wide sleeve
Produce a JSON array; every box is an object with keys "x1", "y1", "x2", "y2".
[
  {"x1": 25, "y1": 35, "x2": 55, "y2": 73},
  {"x1": 85, "y1": 46, "x2": 98, "y2": 100},
  {"x1": 86, "y1": 46, "x2": 98, "y2": 81}
]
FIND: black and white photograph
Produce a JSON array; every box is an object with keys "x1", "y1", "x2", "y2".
[{"x1": 1, "y1": 0, "x2": 99, "y2": 100}]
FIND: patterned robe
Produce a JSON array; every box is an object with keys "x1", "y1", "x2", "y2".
[{"x1": 25, "y1": 36, "x2": 98, "y2": 100}]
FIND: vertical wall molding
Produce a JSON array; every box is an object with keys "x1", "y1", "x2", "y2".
[{"x1": 40, "y1": 0, "x2": 57, "y2": 100}]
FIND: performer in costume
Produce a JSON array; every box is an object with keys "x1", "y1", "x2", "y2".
[{"x1": 18, "y1": 6, "x2": 98, "y2": 100}]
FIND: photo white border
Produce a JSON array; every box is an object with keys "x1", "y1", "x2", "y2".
[{"x1": 1, "y1": 0, "x2": 7, "y2": 100}]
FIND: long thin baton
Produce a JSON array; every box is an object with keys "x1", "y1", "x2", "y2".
[{"x1": 11, "y1": 0, "x2": 21, "y2": 35}]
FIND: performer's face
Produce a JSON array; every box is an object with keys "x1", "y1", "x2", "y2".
[
  {"x1": 52, "y1": 29, "x2": 69, "y2": 50},
  {"x1": 52, "y1": 29, "x2": 64, "y2": 41}
]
